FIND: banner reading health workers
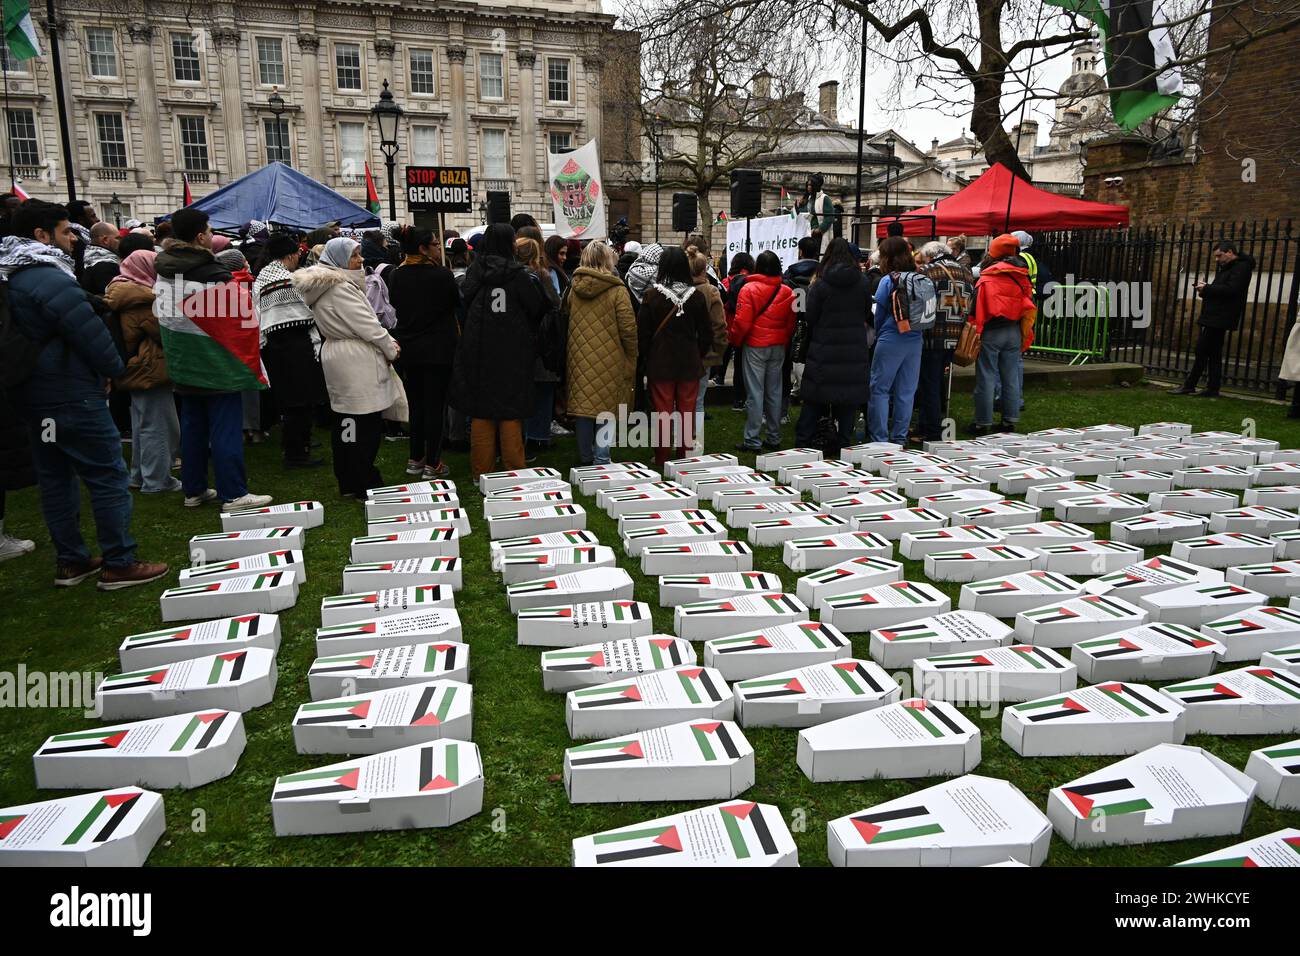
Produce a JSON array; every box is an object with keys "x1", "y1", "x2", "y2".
[
  {"x1": 548, "y1": 140, "x2": 606, "y2": 240},
  {"x1": 725, "y1": 214, "x2": 812, "y2": 272}
]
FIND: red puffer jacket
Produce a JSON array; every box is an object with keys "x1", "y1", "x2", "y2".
[
  {"x1": 974, "y1": 259, "x2": 1036, "y2": 350},
  {"x1": 728, "y1": 272, "x2": 796, "y2": 348}
]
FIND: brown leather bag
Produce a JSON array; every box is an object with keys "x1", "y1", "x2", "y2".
[{"x1": 952, "y1": 321, "x2": 981, "y2": 367}]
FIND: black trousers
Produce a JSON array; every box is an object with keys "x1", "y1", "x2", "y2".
[
  {"x1": 281, "y1": 406, "x2": 315, "y2": 462},
  {"x1": 332, "y1": 410, "x2": 383, "y2": 497},
  {"x1": 1183, "y1": 326, "x2": 1228, "y2": 393},
  {"x1": 723, "y1": 346, "x2": 746, "y2": 404},
  {"x1": 916, "y1": 348, "x2": 951, "y2": 441},
  {"x1": 406, "y1": 364, "x2": 453, "y2": 466},
  {"x1": 795, "y1": 402, "x2": 858, "y2": 448}
]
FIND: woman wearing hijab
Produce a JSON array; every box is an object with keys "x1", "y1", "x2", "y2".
[
  {"x1": 254, "y1": 233, "x2": 326, "y2": 469},
  {"x1": 292, "y1": 237, "x2": 401, "y2": 497},
  {"x1": 105, "y1": 250, "x2": 181, "y2": 494}
]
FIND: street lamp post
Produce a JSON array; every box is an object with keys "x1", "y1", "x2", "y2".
[
  {"x1": 371, "y1": 79, "x2": 404, "y2": 221},
  {"x1": 885, "y1": 135, "x2": 896, "y2": 214},
  {"x1": 649, "y1": 115, "x2": 664, "y2": 244},
  {"x1": 106, "y1": 192, "x2": 124, "y2": 228},
  {"x1": 268, "y1": 87, "x2": 286, "y2": 165}
]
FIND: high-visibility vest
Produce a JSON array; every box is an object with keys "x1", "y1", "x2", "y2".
[{"x1": 1021, "y1": 251, "x2": 1039, "y2": 290}]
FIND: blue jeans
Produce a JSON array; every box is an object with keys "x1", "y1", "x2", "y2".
[
  {"x1": 574, "y1": 416, "x2": 611, "y2": 466},
  {"x1": 26, "y1": 398, "x2": 137, "y2": 568},
  {"x1": 179, "y1": 393, "x2": 248, "y2": 501},
  {"x1": 869, "y1": 332, "x2": 922, "y2": 443},
  {"x1": 129, "y1": 385, "x2": 180, "y2": 492},
  {"x1": 742, "y1": 344, "x2": 784, "y2": 448},
  {"x1": 974, "y1": 322, "x2": 1024, "y2": 425},
  {"x1": 527, "y1": 381, "x2": 556, "y2": 443}
]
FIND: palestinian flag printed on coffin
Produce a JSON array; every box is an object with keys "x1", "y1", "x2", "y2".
[
  {"x1": 605, "y1": 487, "x2": 694, "y2": 505},
  {"x1": 162, "y1": 571, "x2": 287, "y2": 599},
  {"x1": 1226, "y1": 561, "x2": 1300, "y2": 594},
  {"x1": 826, "y1": 581, "x2": 947, "y2": 611},
  {"x1": 1203, "y1": 605, "x2": 1300, "y2": 642},
  {"x1": 345, "y1": 557, "x2": 460, "y2": 577},
  {"x1": 999, "y1": 521, "x2": 1094, "y2": 544},
  {"x1": 321, "y1": 586, "x2": 452, "y2": 617},
  {"x1": 1008, "y1": 682, "x2": 1172, "y2": 724},
  {"x1": 620, "y1": 508, "x2": 713, "y2": 527},
  {"x1": 518, "y1": 600, "x2": 648, "y2": 623},
  {"x1": 660, "y1": 571, "x2": 779, "y2": 594},
  {"x1": 369, "y1": 508, "x2": 468, "y2": 526},
  {"x1": 736, "y1": 659, "x2": 893, "y2": 701},
  {"x1": 274, "y1": 741, "x2": 478, "y2": 802},
  {"x1": 569, "y1": 665, "x2": 728, "y2": 710},
  {"x1": 179, "y1": 550, "x2": 302, "y2": 582},
  {"x1": 1085, "y1": 556, "x2": 1212, "y2": 595},
  {"x1": 1262, "y1": 644, "x2": 1300, "y2": 672},
  {"x1": 1076, "y1": 622, "x2": 1219, "y2": 658},
  {"x1": 677, "y1": 592, "x2": 807, "y2": 622},
  {"x1": 905, "y1": 525, "x2": 1005, "y2": 548},
  {"x1": 641, "y1": 540, "x2": 751, "y2": 558},
  {"x1": 1017, "y1": 594, "x2": 1146, "y2": 644},
  {"x1": 368, "y1": 479, "x2": 457, "y2": 496},
  {"x1": 624, "y1": 519, "x2": 727, "y2": 544},
  {"x1": 708, "y1": 620, "x2": 850, "y2": 657},
  {"x1": 294, "y1": 681, "x2": 468, "y2": 730},
  {"x1": 1112, "y1": 510, "x2": 1205, "y2": 535},
  {"x1": 575, "y1": 801, "x2": 791, "y2": 866},
  {"x1": 965, "y1": 570, "x2": 1081, "y2": 597},
  {"x1": 0, "y1": 790, "x2": 157, "y2": 853},
  {"x1": 542, "y1": 637, "x2": 692, "y2": 676},
  {"x1": 1162, "y1": 667, "x2": 1300, "y2": 705},
  {"x1": 1254, "y1": 740, "x2": 1300, "y2": 777},
  {"x1": 499, "y1": 546, "x2": 613, "y2": 572},
  {"x1": 950, "y1": 500, "x2": 1041, "y2": 522},
  {"x1": 355, "y1": 528, "x2": 458, "y2": 545},
  {"x1": 491, "y1": 530, "x2": 601, "y2": 560},
  {"x1": 120, "y1": 615, "x2": 268, "y2": 654},
  {"x1": 798, "y1": 556, "x2": 903, "y2": 597},
  {"x1": 1176, "y1": 829, "x2": 1300, "y2": 868},
  {"x1": 36, "y1": 711, "x2": 234, "y2": 757},
  {"x1": 1057, "y1": 776, "x2": 1154, "y2": 820},
  {"x1": 506, "y1": 567, "x2": 633, "y2": 601},
  {"x1": 566, "y1": 719, "x2": 748, "y2": 767},
  {"x1": 309, "y1": 642, "x2": 464, "y2": 684},
  {"x1": 925, "y1": 644, "x2": 1069, "y2": 671},
  {"x1": 155, "y1": 254, "x2": 265, "y2": 392},
  {"x1": 749, "y1": 514, "x2": 846, "y2": 531},
  {"x1": 874, "y1": 610, "x2": 1013, "y2": 646},
  {"x1": 190, "y1": 527, "x2": 298, "y2": 548},
  {"x1": 492, "y1": 504, "x2": 584, "y2": 521},
  {"x1": 842, "y1": 801, "x2": 946, "y2": 845}
]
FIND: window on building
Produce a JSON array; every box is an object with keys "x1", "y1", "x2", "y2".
[
  {"x1": 171, "y1": 33, "x2": 201, "y2": 82},
  {"x1": 85, "y1": 27, "x2": 118, "y2": 79},
  {"x1": 94, "y1": 112, "x2": 128, "y2": 168},
  {"x1": 0, "y1": 42, "x2": 29, "y2": 75},
  {"x1": 178, "y1": 115, "x2": 210, "y2": 170},
  {"x1": 547, "y1": 131, "x2": 572, "y2": 155},
  {"x1": 257, "y1": 37, "x2": 285, "y2": 87},
  {"x1": 339, "y1": 121, "x2": 365, "y2": 182},
  {"x1": 411, "y1": 125, "x2": 439, "y2": 166},
  {"x1": 482, "y1": 128, "x2": 507, "y2": 177},
  {"x1": 546, "y1": 58, "x2": 570, "y2": 103},
  {"x1": 409, "y1": 49, "x2": 435, "y2": 95},
  {"x1": 335, "y1": 43, "x2": 362, "y2": 91},
  {"x1": 264, "y1": 117, "x2": 291, "y2": 166},
  {"x1": 479, "y1": 52, "x2": 503, "y2": 99},
  {"x1": 5, "y1": 109, "x2": 38, "y2": 166}
]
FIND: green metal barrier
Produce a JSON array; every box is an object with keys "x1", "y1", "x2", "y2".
[{"x1": 1028, "y1": 283, "x2": 1111, "y2": 365}]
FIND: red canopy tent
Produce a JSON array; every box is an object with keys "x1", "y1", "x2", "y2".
[{"x1": 876, "y1": 162, "x2": 1129, "y2": 237}]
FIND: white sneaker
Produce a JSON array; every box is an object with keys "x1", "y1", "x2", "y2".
[
  {"x1": 184, "y1": 488, "x2": 219, "y2": 508},
  {"x1": 0, "y1": 534, "x2": 35, "y2": 562},
  {"x1": 550, "y1": 420, "x2": 573, "y2": 437},
  {"x1": 222, "y1": 493, "x2": 274, "y2": 512}
]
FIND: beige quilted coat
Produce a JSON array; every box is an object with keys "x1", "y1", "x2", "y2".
[{"x1": 565, "y1": 267, "x2": 638, "y2": 419}]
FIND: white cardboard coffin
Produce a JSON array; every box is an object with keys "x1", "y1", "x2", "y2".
[
  {"x1": 271, "y1": 741, "x2": 483, "y2": 836},
  {"x1": 487, "y1": 504, "x2": 587, "y2": 540},
  {"x1": 159, "y1": 571, "x2": 298, "y2": 621},
  {"x1": 506, "y1": 567, "x2": 635, "y2": 612},
  {"x1": 572, "y1": 800, "x2": 795, "y2": 866},
  {"x1": 292, "y1": 680, "x2": 472, "y2": 753},
  {"x1": 569, "y1": 461, "x2": 651, "y2": 484},
  {"x1": 33, "y1": 711, "x2": 245, "y2": 791},
  {"x1": 564, "y1": 719, "x2": 754, "y2": 803},
  {"x1": 517, "y1": 600, "x2": 653, "y2": 647},
  {"x1": 850, "y1": 507, "x2": 949, "y2": 539},
  {"x1": 350, "y1": 528, "x2": 460, "y2": 562},
  {"x1": 868, "y1": 453, "x2": 947, "y2": 477},
  {"x1": 1030, "y1": 540, "x2": 1146, "y2": 577},
  {"x1": 796, "y1": 555, "x2": 904, "y2": 610},
  {"x1": 926, "y1": 545, "x2": 1040, "y2": 583},
  {"x1": 319, "y1": 585, "x2": 454, "y2": 626},
  {"x1": 1099, "y1": 470, "x2": 1176, "y2": 494},
  {"x1": 869, "y1": 610, "x2": 1013, "y2": 668},
  {"x1": 710, "y1": 485, "x2": 802, "y2": 511},
  {"x1": 1138, "y1": 582, "x2": 1268, "y2": 626},
  {"x1": 188, "y1": 527, "x2": 303, "y2": 562},
  {"x1": 777, "y1": 458, "x2": 854, "y2": 483},
  {"x1": 1084, "y1": 555, "x2": 1223, "y2": 599},
  {"x1": 618, "y1": 508, "x2": 716, "y2": 532},
  {"x1": 947, "y1": 500, "x2": 1043, "y2": 529},
  {"x1": 969, "y1": 457, "x2": 1042, "y2": 482},
  {"x1": 1002, "y1": 682, "x2": 1185, "y2": 756},
  {"x1": 565, "y1": 665, "x2": 734, "y2": 739},
  {"x1": 1261, "y1": 643, "x2": 1300, "y2": 674},
  {"x1": 1209, "y1": 506, "x2": 1300, "y2": 535},
  {"x1": 807, "y1": 478, "x2": 896, "y2": 504},
  {"x1": 623, "y1": 519, "x2": 727, "y2": 555},
  {"x1": 996, "y1": 466, "x2": 1074, "y2": 495},
  {"x1": 914, "y1": 644, "x2": 1076, "y2": 704},
  {"x1": 827, "y1": 775, "x2": 1051, "y2": 867},
  {"x1": 917, "y1": 488, "x2": 1006, "y2": 515},
  {"x1": 341, "y1": 557, "x2": 462, "y2": 592},
  {"x1": 899, "y1": 524, "x2": 1005, "y2": 560},
  {"x1": 1226, "y1": 560, "x2": 1300, "y2": 598},
  {"x1": 781, "y1": 532, "x2": 892, "y2": 571},
  {"x1": 1161, "y1": 666, "x2": 1300, "y2": 734},
  {"x1": 754, "y1": 447, "x2": 821, "y2": 471},
  {"x1": 1245, "y1": 740, "x2": 1300, "y2": 810},
  {"x1": 1249, "y1": 462, "x2": 1300, "y2": 486},
  {"x1": 1148, "y1": 488, "x2": 1241, "y2": 515},
  {"x1": 674, "y1": 464, "x2": 756, "y2": 490},
  {"x1": 724, "y1": 501, "x2": 820, "y2": 529},
  {"x1": 1175, "y1": 829, "x2": 1300, "y2": 867},
  {"x1": 499, "y1": 546, "x2": 618, "y2": 584},
  {"x1": 674, "y1": 592, "x2": 809, "y2": 641},
  {"x1": 1071, "y1": 623, "x2": 1224, "y2": 683},
  {"x1": 1015, "y1": 594, "x2": 1149, "y2": 647},
  {"x1": 843, "y1": 441, "x2": 903, "y2": 466},
  {"x1": 1209, "y1": 596, "x2": 1300, "y2": 649},
  {"x1": 1170, "y1": 532, "x2": 1276, "y2": 568},
  {"x1": 658, "y1": 570, "x2": 783, "y2": 607},
  {"x1": 662, "y1": 452, "x2": 739, "y2": 478},
  {"x1": 489, "y1": 529, "x2": 601, "y2": 565},
  {"x1": 220, "y1": 500, "x2": 323, "y2": 531},
  {"x1": 748, "y1": 513, "x2": 849, "y2": 546},
  {"x1": 315, "y1": 608, "x2": 464, "y2": 655},
  {"x1": 822, "y1": 581, "x2": 951, "y2": 633},
  {"x1": 958, "y1": 570, "x2": 1085, "y2": 617},
  {"x1": 119, "y1": 613, "x2": 280, "y2": 670},
  {"x1": 1174, "y1": 465, "x2": 1254, "y2": 490},
  {"x1": 819, "y1": 490, "x2": 910, "y2": 520},
  {"x1": 307, "y1": 643, "x2": 469, "y2": 699},
  {"x1": 1110, "y1": 509, "x2": 1208, "y2": 545},
  {"x1": 1274, "y1": 528, "x2": 1300, "y2": 559},
  {"x1": 365, "y1": 494, "x2": 460, "y2": 521},
  {"x1": 703, "y1": 620, "x2": 850, "y2": 680},
  {"x1": 1025, "y1": 481, "x2": 1110, "y2": 509},
  {"x1": 898, "y1": 474, "x2": 991, "y2": 498},
  {"x1": 179, "y1": 549, "x2": 305, "y2": 586},
  {"x1": 1054, "y1": 454, "x2": 1119, "y2": 478},
  {"x1": 1255, "y1": 448, "x2": 1300, "y2": 464},
  {"x1": 1054, "y1": 493, "x2": 1149, "y2": 523},
  {"x1": 690, "y1": 476, "x2": 778, "y2": 504},
  {"x1": 1139, "y1": 421, "x2": 1192, "y2": 437},
  {"x1": 734, "y1": 658, "x2": 899, "y2": 727},
  {"x1": 797, "y1": 698, "x2": 980, "y2": 781},
  {"x1": 485, "y1": 478, "x2": 572, "y2": 498},
  {"x1": 640, "y1": 540, "x2": 753, "y2": 575},
  {"x1": 480, "y1": 491, "x2": 573, "y2": 518},
  {"x1": 577, "y1": 468, "x2": 661, "y2": 495},
  {"x1": 97, "y1": 648, "x2": 277, "y2": 719},
  {"x1": 998, "y1": 521, "x2": 1094, "y2": 549},
  {"x1": 541, "y1": 636, "x2": 696, "y2": 692},
  {"x1": 367, "y1": 479, "x2": 456, "y2": 497},
  {"x1": 478, "y1": 466, "x2": 562, "y2": 493},
  {"x1": 1048, "y1": 744, "x2": 1255, "y2": 848},
  {"x1": 0, "y1": 789, "x2": 165, "y2": 866},
  {"x1": 601, "y1": 486, "x2": 699, "y2": 517}
]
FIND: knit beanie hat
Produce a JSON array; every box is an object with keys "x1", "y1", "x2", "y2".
[{"x1": 989, "y1": 234, "x2": 1020, "y2": 259}]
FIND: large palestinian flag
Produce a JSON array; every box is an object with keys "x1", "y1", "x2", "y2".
[
  {"x1": 155, "y1": 263, "x2": 267, "y2": 392},
  {"x1": 1045, "y1": 0, "x2": 1183, "y2": 129}
]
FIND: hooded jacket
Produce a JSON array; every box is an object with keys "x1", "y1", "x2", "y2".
[
  {"x1": 637, "y1": 281, "x2": 713, "y2": 382},
  {"x1": 973, "y1": 258, "x2": 1037, "y2": 349},
  {"x1": 729, "y1": 272, "x2": 797, "y2": 349},
  {"x1": 449, "y1": 253, "x2": 549, "y2": 420},
  {"x1": 104, "y1": 280, "x2": 169, "y2": 392},
  {"x1": 801, "y1": 263, "x2": 872, "y2": 405},
  {"x1": 292, "y1": 264, "x2": 400, "y2": 415},
  {"x1": 565, "y1": 267, "x2": 638, "y2": 418},
  {"x1": 388, "y1": 260, "x2": 461, "y2": 366},
  {"x1": 694, "y1": 273, "x2": 729, "y2": 366},
  {"x1": 1197, "y1": 254, "x2": 1255, "y2": 331}
]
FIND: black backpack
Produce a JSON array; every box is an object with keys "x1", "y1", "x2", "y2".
[
  {"x1": 0, "y1": 276, "x2": 45, "y2": 389},
  {"x1": 537, "y1": 280, "x2": 570, "y2": 377}
]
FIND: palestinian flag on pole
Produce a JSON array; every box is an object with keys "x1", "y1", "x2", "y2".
[
  {"x1": 3, "y1": 3, "x2": 40, "y2": 61},
  {"x1": 181, "y1": 173, "x2": 193, "y2": 207},
  {"x1": 1045, "y1": 0, "x2": 1182, "y2": 129},
  {"x1": 364, "y1": 162, "x2": 381, "y2": 214},
  {"x1": 62, "y1": 792, "x2": 145, "y2": 845},
  {"x1": 714, "y1": 212, "x2": 728, "y2": 224}
]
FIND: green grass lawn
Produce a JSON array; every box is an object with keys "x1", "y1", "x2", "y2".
[{"x1": 2, "y1": 381, "x2": 1298, "y2": 866}]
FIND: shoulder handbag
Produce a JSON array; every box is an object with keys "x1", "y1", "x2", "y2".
[{"x1": 952, "y1": 321, "x2": 981, "y2": 367}]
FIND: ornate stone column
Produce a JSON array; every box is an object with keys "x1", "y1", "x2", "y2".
[
  {"x1": 127, "y1": 22, "x2": 166, "y2": 187},
  {"x1": 212, "y1": 28, "x2": 247, "y2": 178},
  {"x1": 582, "y1": 52, "x2": 605, "y2": 150},
  {"x1": 447, "y1": 44, "x2": 469, "y2": 167},
  {"x1": 517, "y1": 48, "x2": 538, "y2": 195},
  {"x1": 296, "y1": 33, "x2": 326, "y2": 180}
]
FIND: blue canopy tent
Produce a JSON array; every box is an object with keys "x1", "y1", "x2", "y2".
[{"x1": 157, "y1": 163, "x2": 380, "y2": 231}]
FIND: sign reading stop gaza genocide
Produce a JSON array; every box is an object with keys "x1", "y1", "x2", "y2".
[{"x1": 405, "y1": 166, "x2": 473, "y2": 213}]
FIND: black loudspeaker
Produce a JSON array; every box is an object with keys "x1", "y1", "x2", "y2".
[
  {"x1": 486, "y1": 191, "x2": 511, "y2": 225},
  {"x1": 730, "y1": 168, "x2": 762, "y2": 218},
  {"x1": 671, "y1": 192, "x2": 697, "y2": 233}
]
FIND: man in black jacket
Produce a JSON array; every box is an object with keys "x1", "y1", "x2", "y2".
[{"x1": 1173, "y1": 240, "x2": 1255, "y2": 397}]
